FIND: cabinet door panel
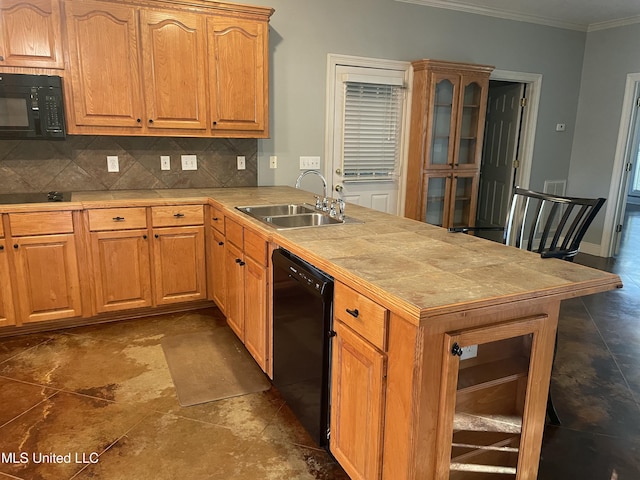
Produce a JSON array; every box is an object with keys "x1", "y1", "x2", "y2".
[
  {"x1": 224, "y1": 241, "x2": 244, "y2": 339},
  {"x1": 243, "y1": 255, "x2": 267, "y2": 370},
  {"x1": 91, "y1": 230, "x2": 152, "y2": 313},
  {"x1": 330, "y1": 320, "x2": 385, "y2": 480},
  {"x1": 208, "y1": 17, "x2": 267, "y2": 132},
  {"x1": 153, "y1": 226, "x2": 206, "y2": 305},
  {"x1": 210, "y1": 228, "x2": 226, "y2": 313},
  {"x1": 141, "y1": 10, "x2": 207, "y2": 130},
  {"x1": 65, "y1": 0, "x2": 143, "y2": 128},
  {"x1": 0, "y1": 0, "x2": 63, "y2": 69},
  {"x1": 13, "y1": 234, "x2": 81, "y2": 323},
  {"x1": 0, "y1": 241, "x2": 16, "y2": 327}
]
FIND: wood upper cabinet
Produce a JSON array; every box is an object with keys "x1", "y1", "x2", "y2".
[
  {"x1": 405, "y1": 60, "x2": 493, "y2": 228},
  {"x1": 0, "y1": 0, "x2": 64, "y2": 69},
  {"x1": 9, "y1": 211, "x2": 82, "y2": 324},
  {"x1": 64, "y1": 0, "x2": 144, "y2": 128},
  {"x1": 140, "y1": 9, "x2": 207, "y2": 130},
  {"x1": 207, "y1": 16, "x2": 268, "y2": 135},
  {"x1": 88, "y1": 207, "x2": 152, "y2": 313},
  {"x1": 63, "y1": 0, "x2": 273, "y2": 137}
]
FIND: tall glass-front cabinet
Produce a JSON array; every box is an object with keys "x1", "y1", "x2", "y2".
[{"x1": 405, "y1": 60, "x2": 494, "y2": 228}]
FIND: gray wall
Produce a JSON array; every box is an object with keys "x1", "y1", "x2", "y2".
[
  {"x1": 568, "y1": 23, "x2": 640, "y2": 244},
  {"x1": 253, "y1": 0, "x2": 587, "y2": 193}
]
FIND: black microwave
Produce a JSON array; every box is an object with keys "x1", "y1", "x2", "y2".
[{"x1": 0, "y1": 74, "x2": 66, "y2": 139}]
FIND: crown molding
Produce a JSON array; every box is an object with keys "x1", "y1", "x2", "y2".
[
  {"x1": 395, "y1": 0, "x2": 589, "y2": 31},
  {"x1": 587, "y1": 14, "x2": 640, "y2": 32}
]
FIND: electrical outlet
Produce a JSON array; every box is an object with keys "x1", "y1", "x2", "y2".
[
  {"x1": 460, "y1": 344, "x2": 478, "y2": 360},
  {"x1": 300, "y1": 156, "x2": 321, "y2": 169},
  {"x1": 107, "y1": 155, "x2": 119, "y2": 172},
  {"x1": 181, "y1": 155, "x2": 197, "y2": 170},
  {"x1": 161, "y1": 155, "x2": 171, "y2": 171},
  {"x1": 269, "y1": 155, "x2": 277, "y2": 169},
  {"x1": 237, "y1": 156, "x2": 246, "y2": 170}
]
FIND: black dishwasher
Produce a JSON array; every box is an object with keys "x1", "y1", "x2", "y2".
[{"x1": 272, "y1": 248, "x2": 334, "y2": 448}]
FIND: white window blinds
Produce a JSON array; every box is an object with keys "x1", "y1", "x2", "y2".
[{"x1": 342, "y1": 77, "x2": 404, "y2": 182}]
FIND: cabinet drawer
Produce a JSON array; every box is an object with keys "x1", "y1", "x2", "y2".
[
  {"x1": 151, "y1": 205, "x2": 204, "y2": 227},
  {"x1": 244, "y1": 227, "x2": 267, "y2": 265},
  {"x1": 225, "y1": 217, "x2": 243, "y2": 248},
  {"x1": 9, "y1": 211, "x2": 74, "y2": 236},
  {"x1": 88, "y1": 207, "x2": 147, "y2": 231},
  {"x1": 210, "y1": 207, "x2": 225, "y2": 234},
  {"x1": 334, "y1": 282, "x2": 387, "y2": 350}
]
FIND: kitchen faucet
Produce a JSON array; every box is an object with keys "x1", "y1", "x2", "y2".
[{"x1": 295, "y1": 170, "x2": 328, "y2": 210}]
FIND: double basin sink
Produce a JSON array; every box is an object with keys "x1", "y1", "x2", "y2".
[{"x1": 236, "y1": 203, "x2": 357, "y2": 229}]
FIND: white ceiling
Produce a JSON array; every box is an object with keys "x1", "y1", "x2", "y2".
[{"x1": 396, "y1": 0, "x2": 640, "y2": 31}]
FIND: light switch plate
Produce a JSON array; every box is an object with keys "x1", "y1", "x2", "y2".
[
  {"x1": 107, "y1": 155, "x2": 119, "y2": 172},
  {"x1": 269, "y1": 155, "x2": 277, "y2": 169},
  {"x1": 237, "y1": 156, "x2": 246, "y2": 170},
  {"x1": 300, "y1": 156, "x2": 321, "y2": 169},
  {"x1": 161, "y1": 155, "x2": 171, "y2": 171},
  {"x1": 181, "y1": 155, "x2": 197, "y2": 170}
]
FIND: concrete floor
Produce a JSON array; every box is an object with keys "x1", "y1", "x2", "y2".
[{"x1": 0, "y1": 205, "x2": 637, "y2": 479}]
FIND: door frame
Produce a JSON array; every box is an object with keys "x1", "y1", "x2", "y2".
[
  {"x1": 604, "y1": 72, "x2": 640, "y2": 257},
  {"x1": 324, "y1": 54, "x2": 413, "y2": 215},
  {"x1": 488, "y1": 69, "x2": 543, "y2": 191}
]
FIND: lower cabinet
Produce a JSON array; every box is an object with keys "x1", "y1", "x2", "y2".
[
  {"x1": 152, "y1": 225, "x2": 206, "y2": 305},
  {"x1": 210, "y1": 228, "x2": 226, "y2": 312},
  {"x1": 0, "y1": 238, "x2": 16, "y2": 327},
  {"x1": 223, "y1": 216, "x2": 269, "y2": 371},
  {"x1": 8, "y1": 211, "x2": 82, "y2": 324},
  {"x1": 330, "y1": 282, "x2": 388, "y2": 480},
  {"x1": 90, "y1": 229, "x2": 152, "y2": 312}
]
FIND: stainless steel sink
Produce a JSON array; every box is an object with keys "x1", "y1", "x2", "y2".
[
  {"x1": 237, "y1": 203, "x2": 316, "y2": 217},
  {"x1": 235, "y1": 203, "x2": 361, "y2": 230},
  {"x1": 263, "y1": 212, "x2": 344, "y2": 228}
]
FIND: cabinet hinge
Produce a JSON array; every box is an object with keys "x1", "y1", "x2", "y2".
[
  {"x1": 520, "y1": 98, "x2": 528, "y2": 107},
  {"x1": 626, "y1": 162, "x2": 633, "y2": 172},
  {"x1": 616, "y1": 224, "x2": 623, "y2": 233},
  {"x1": 513, "y1": 159, "x2": 520, "y2": 169}
]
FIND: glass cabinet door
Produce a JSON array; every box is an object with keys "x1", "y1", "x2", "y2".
[
  {"x1": 456, "y1": 81, "x2": 483, "y2": 167},
  {"x1": 429, "y1": 77, "x2": 456, "y2": 167},
  {"x1": 437, "y1": 315, "x2": 548, "y2": 479},
  {"x1": 449, "y1": 173, "x2": 479, "y2": 228},
  {"x1": 422, "y1": 173, "x2": 451, "y2": 226}
]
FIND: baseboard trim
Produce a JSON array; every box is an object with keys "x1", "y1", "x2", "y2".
[{"x1": 579, "y1": 241, "x2": 604, "y2": 257}]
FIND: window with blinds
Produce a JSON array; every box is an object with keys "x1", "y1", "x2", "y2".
[{"x1": 342, "y1": 80, "x2": 404, "y2": 182}]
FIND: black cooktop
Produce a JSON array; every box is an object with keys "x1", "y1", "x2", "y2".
[{"x1": 0, "y1": 191, "x2": 72, "y2": 204}]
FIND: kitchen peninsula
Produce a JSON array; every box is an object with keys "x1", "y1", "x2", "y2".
[{"x1": 0, "y1": 187, "x2": 622, "y2": 480}]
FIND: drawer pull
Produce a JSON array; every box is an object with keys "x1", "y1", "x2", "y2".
[
  {"x1": 346, "y1": 308, "x2": 359, "y2": 318},
  {"x1": 112, "y1": 216, "x2": 125, "y2": 221},
  {"x1": 174, "y1": 213, "x2": 185, "y2": 218}
]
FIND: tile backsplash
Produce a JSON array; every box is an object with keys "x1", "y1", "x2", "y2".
[{"x1": 0, "y1": 136, "x2": 257, "y2": 193}]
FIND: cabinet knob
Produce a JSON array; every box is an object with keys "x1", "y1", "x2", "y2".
[
  {"x1": 239, "y1": 261, "x2": 245, "y2": 266},
  {"x1": 327, "y1": 330, "x2": 337, "y2": 338},
  {"x1": 136, "y1": 118, "x2": 141, "y2": 123},
  {"x1": 451, "y1": 343, "x2": 463, "y2": 357},
  {"x1": 346, "y1": 308, "x2": 359, "y2": 318},
  {"x1": 212, "y1": 121, "x2": 217, "y2": 126},
  {"x1": 218, "y1": 241, "x2": 224, "y2": 246},
  {"x1": 0, "y1": 245, "x2": 4, "y2": 250},
  {"x1": 143, "y1": 235, "x2": 148, "y2": 239},
  {"x1": 148, "y1": 119, "x2": 154, "y2": 124},
  {"x1": 212, "y1": 217, "x2": 219, "y2": 221},
  {"x1": 154, "y1": 234, "x2": 159, "y2": 238},
  {"x1": 13, "y1": 244, "x2": 18, "y2": 249},
  {"x1": 0, "y1": 56, "x2": 4, "y2": 61},
  {"x1": 235, "y1": 258, "x2": 242, "y2": 263}
]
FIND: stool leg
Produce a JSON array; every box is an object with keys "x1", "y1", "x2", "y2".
[{"x1": 547, "y1": 331, "x2": 561, "y2": 425}]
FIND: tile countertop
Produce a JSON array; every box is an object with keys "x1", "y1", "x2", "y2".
[{"x1": 2, "y1": 187, "x2": 624, "y2": 324}]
